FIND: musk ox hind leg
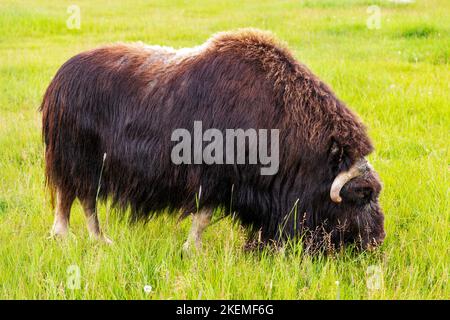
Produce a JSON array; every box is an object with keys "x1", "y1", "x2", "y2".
[
  {"x1": 79, "y1": 196, "x2": 113, "y2": 244},
  {"x1": 181, "y1": 209, "x2": 212, "y2": 255},
  {"x1": 50, "y1": 189, "x2": 75, "y2": 238}
]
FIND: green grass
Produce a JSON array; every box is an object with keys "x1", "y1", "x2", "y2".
[{"x1": 0, "y1": 0, "x2": 449, "y2": 299}]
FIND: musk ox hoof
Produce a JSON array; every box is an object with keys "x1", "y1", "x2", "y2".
[
  {"x1": 90, "y1": 233, "x2": 113, "y2": 245},
  {"x1": 181, "y1": 242, "x2": 192, "y2": 259},
  {"x1": 99, "y1": 235, "x2": 113, "y2": 245},
  {"x1": 102, "y1": 236, "x2": 113, "y2": 245},
  {"x1": 49, "y1": 223, "x2": 69, "y2": 239},
  {"x1": 48, "y1": 232, "x2": 67, "y2": 241},
  {"x1": 181, "y1": 241, "x2": 200, "y2": 259}
]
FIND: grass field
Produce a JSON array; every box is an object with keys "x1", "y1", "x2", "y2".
[{"x1": 0, "y1": 0, "x2": 448, "y2": 299}]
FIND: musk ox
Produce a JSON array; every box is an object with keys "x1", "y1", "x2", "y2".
[{"x1": 41, "y1": 29, "x2": 385, "y2": 252}]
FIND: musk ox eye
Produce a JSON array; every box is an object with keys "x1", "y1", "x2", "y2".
[{"x1": 329, "y1": 140, "x2": 344, "y2": 168}]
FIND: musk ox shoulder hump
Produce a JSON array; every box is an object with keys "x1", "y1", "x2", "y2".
[
  {"x1": 207, "y1": 29, "x2": 300, "y2": 80},
  {"x1": 206, "y1": 29, "x2": 373, "y2": 158}
]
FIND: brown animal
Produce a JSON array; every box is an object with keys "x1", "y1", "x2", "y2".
[{"x1": 41, "y1": 29, "x2": 385, "y2": 252}]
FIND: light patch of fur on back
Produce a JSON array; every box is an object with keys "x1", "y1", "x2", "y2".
[{"x1": 133, "y1": 41, "x2": 208, "y2": 64}]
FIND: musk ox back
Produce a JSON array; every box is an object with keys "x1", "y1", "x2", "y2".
[{"x1": 41, "y1": 29, "x2": 385, "y2": 251}]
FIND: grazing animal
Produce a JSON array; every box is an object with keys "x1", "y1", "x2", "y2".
[{"x1": 41, "y1": 29, "x2": 385, "y2": 251}]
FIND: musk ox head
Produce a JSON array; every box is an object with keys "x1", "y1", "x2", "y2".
[
  {"x1": 276, "y1": 88, "x2": 386, "y2": 252},
  {"x1": 268, "y1": 130, "x2": 385, "y2": 252},
  {"x1": 271, "y1": 81, "x2": 386, "y2": 251},
  {"x1": 317, "y1": 143, "x2": 385, "y2": 251}
]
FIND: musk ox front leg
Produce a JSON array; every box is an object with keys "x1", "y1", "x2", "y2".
[
  {"x1": 50, "y1": 189, "x2": 75, "y2": 238},
  {"x1": 79, "y1": 196, "x2": 113, "y2": 244},
  {"x1": 182, "y1": 209, "x2": 212, "y2": 254}
]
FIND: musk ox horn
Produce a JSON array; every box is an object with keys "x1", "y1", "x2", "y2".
[{"x1": 330, "y1": 159, "x2": 369, "y2": 203}]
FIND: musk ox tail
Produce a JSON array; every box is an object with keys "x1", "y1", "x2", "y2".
[{"x1": 40, "y1": 77, "x2": 59, "y2": 210}]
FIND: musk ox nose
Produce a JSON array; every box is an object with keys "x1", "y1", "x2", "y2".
[{"x1": 340, "y1": 170, "x2": 382, "y2": 204}]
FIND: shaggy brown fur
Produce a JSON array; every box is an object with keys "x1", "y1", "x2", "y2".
[{"x1": 41, "y1": 29, "x2": 385, "y2": 250}]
